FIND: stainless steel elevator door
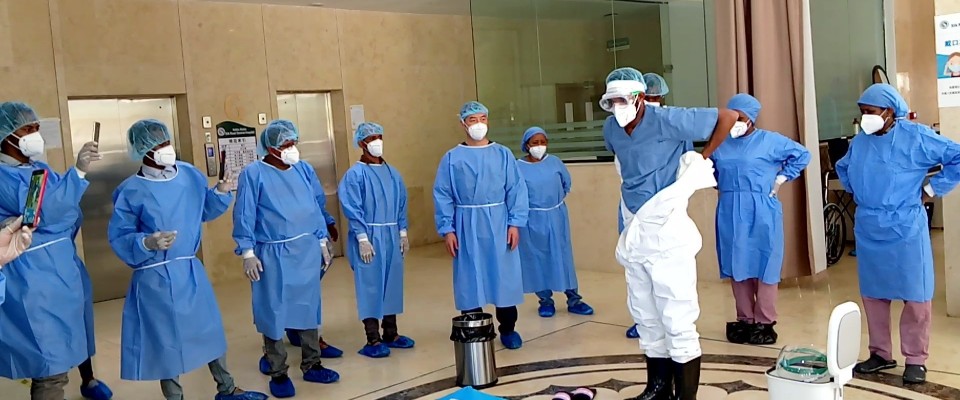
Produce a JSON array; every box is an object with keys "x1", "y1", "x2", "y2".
[
  {"x1": 69, "y1": 98, "x2": 178, "y2": 302},
  {"x1": 277, "y1": 93, "x2": 342, "y2": 256}
]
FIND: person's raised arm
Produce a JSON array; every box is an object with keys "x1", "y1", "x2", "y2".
[{"x1": 700, "y1": 109, "x2": 739, "y2": 159}]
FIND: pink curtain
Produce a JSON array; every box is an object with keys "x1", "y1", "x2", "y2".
[{"x1": 715, "y1": 0, "x2": 812, "y2": 278}]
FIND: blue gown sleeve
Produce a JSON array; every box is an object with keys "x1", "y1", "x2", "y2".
[
  {"x1": 557, "y1": 158, "x2": 572, "y2": 196},
  {"x1": 37, "y1": 167, "x2": 89, "y2": 229},
  {"x1": 659, "y1": 107, "x2": 720, "y2": 142},
  {"x1": 0, "y1": 273, "x2": 5, "y2": 305},
  {"x1": 603, "y1": 117, "x2": 615, "y2": 153},
  {"x1": 232, "y1": 167, "x2": 259, "y2": 254},
  {"x1": 915, "y1": 127, "x2": 960, "y2": 196},
  {"x1": 774, "y1": 134, "x2": 812, "y2": 181},
  {"x1": 433, "y1": 152, "x2": 456, "y2": 236},
  {"x1": 338, "y1": 169, "x2": 369, "y2": 240},
  {"x1": 505, "y1": 154, "x2": 529, "y2": 228},
  {"x1": 836, "y1": 149, "x2": 852, "y2": 194},
  {"x1": 108, "y1": 185, "x2": 160, "y2": 268},
  {"x1": 203, "y1": 186, "x2": 233, "y2": 223},
  {"x1": 397, "y1": 170, "x2": 409, "y2": 232},
  {"x1": 303, "y1": 163, "x2": 331, "y2": 240}
]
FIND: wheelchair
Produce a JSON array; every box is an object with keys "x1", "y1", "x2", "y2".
[{"x1": 820, "y1": 138, "x2": 854, "y2": 266}]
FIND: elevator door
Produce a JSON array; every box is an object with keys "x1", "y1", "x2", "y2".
[
  {"x1": 277, "y1": 93, "x2": 343, "y2": 256},
  {"x1": 68, "y1": 98, "x2": 178, "y2": 302}
]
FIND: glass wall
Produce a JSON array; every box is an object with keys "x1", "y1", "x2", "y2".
[
  {"x1": 471, "y1": 0, "x2": 715, "y2": 162},
  {"x1": 811, "y1": 0, "x2": 886, "y2": 140}
]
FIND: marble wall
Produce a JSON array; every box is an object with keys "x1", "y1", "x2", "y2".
[{"x1": 935, "y1": 0, "x2": 960, "y2": 316}]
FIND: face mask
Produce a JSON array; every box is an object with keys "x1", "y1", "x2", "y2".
[
  {"x1": 279, "y1": 146, "x2": 300, "y2": 165},
  {"x1": 613, "y1": 99, "x2": 639, "y2": 127},
  {"x1": 529, "y1": 145, "x2": 547, "y2": 160},
  {"x1": 860, "y1": 113, "x2": 887, "y2": 135},
  {"x1": 366, "y1": 139, "x2": 384, "y2": 157},
  {"x1": 645, "y1": 101, "x2": 661, "y2": 107},
  {"x1": 950, "y1": 65, "x2": 960, "y2": 73},
  {"x1": 467, "y1": 122, "x2": 488, "y2": 141},
  {"x1": 730, "y1": 121, "x2": 749, "y2": 138},
  {"x1": 150, "y1": 145, "x2": 177, "y2": 167},
  {"x1": 14, "y1": 132, "x2": 44, "y2": 159}
]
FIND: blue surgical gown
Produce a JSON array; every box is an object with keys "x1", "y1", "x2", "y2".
[
  {"x1": 837, "y1": 121, "x2": 960, "y2": 302},
  {"x1": 233, "y1": 161, "x2": 330, "y2": 340},
  {"x1": 433, "y1": 143, "x2": 529, "y2": 311},
  {"x1": 711, "y1": 129, "x2": 811, "y2": 284},
  {"x1": 109, "y1": 163, "x2": 233, "y2": 380},
  {"x1": 0, "y1": 164, "x2": 92, "y2": 379},
  {"x1": 517, "y1": 155, "x2": 578, "y2": 293},
  {"x1": 603, "y1": 106, "x2": 719, "y2": 215},
  {"x1": 339, "y1": 162, "x2": 408, "y2": 320}
]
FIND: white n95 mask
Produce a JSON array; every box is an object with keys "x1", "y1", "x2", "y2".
[
  {"x1": 151, "y1": 145, "x2": 177, "y2": 167},
  {"x1": 529, "y1": 145, "x2": 547, "y2": 160},
  {"x1": 467, "y1": 123, "x2": 488, "y2": 141},
  {"x1": 645, "y1": 101, "x2": 661, "y2": 107},
  {"x1": 366, "y1": 139, "x2": 384, "y2": 157},
  {"x1": 730, "y1": 121, "x2": 749, "y2": 138},
  {"x1": 614, "y1": 100, "x2": 639, "y2": 127},
  {"x1": 950, "y1": 64, "x2": 960, "y2": 73},
  {"x1": 15, "y1": 132, "x2": 45, "y2": 159},
  {"x1": 280, "y1": 146, "x2": 300, "y2": 165},
  {"x1": 859, "y1": 114, "x2": 886, "y2": 135}
]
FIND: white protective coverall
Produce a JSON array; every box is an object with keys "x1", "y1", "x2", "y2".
[{"x1": 615, "y1": 151, "x2": 716, "y2": 363}]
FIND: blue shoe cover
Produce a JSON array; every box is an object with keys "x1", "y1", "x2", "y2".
[
  {"x1": 303, "y1": 366, "x2": 340, "y2": 384},
  {"x1": 383, "y1": 335, "x2": 415, "y2": 349},
  {"x1": 320, "y1": 343, "x2": 343, "y2": 358},
  {"x1": 80, "y1": 380, "x2": 113, "y2": 400},
  {"x1": 258, "y1": 355, "x2": 270, "y2": 375},
  {"x1": 269, "y1": 376, "x2": 296, "y2": 398},
  {"x1": 568, "y1": 302, "x2": 595, "y2": 316},
  {"x1": 538, "y1": 304, "x2": 556, "y2": 318},
  {"x1": 215, "y1": 390, "x2": 269, "y2": 400},
  {"x1": 626, "y1": 324, "x2": 640, "y2": 339},
  {"x1": 285, "y1": 329, "x2": 301, "y2": 347},
  {"x1": 500, "y1": 331, "x2": 523, "y2": 350},
  {"x1": 358, "y1": 343, "x2": 391, "y2": 358}
]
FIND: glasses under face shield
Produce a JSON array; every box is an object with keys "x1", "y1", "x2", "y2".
[{"x1": 599, "y1": 92, "x2": 641, "y2": 113}]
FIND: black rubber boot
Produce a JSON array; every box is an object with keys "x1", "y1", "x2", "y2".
[
  {"x1": 672, "y1": 357, "x2": 701, "y2": 400},
  {"x1": 628, "y1": 357, "x2": 673, "y2": 400}
]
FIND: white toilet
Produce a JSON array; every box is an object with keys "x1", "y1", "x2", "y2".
[{"x1": 766, "y1": 301, "x2": 862, "y2": 400}]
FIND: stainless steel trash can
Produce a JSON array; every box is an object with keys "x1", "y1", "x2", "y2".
[{"x1": 451, "y1": 313, "x2": 498, "y2": 388}]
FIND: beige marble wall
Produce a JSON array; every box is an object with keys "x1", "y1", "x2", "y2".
[
  {"x1": 936, "y1": 0, "x2": 960, "y2": 316},
  {"x1": 262, "y1": 5, "x2": 342, "y2": 93},
  {"x1": 337, "y1": 10, "x2": 477, "y2": 247},
  {"x1": 896, "y1": 0, "x2": 939, "y2": 126}
]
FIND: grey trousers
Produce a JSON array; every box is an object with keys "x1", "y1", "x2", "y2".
[
  {"x1": 160, "y1": 357, "x2": 237, "y2": 400},
  {"x1": 31, "y1": 373, "x2": 68, "y2": 400},
  {"x1": 263, "y1": 329, "x2": 321, "y2": 377}
]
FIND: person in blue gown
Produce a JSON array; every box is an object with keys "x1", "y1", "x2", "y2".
[
  {"x1": 0, "y1": 101, "x2": 113, "y2": 400},
  {"x1": 433, "y1": 101, "x2": 529, "y2": 350},
  {"x1": 0, "y1": 216, "x2": 33, "y2": 304},
  {"x1": 516, "y1": 126, "x2": 594, "y2": 318},
  {"x1": 108, "y1": 119, "x2": 267, "y2": 400},
  {"x1": 837, "y1": 84, "x2": 960, "y2": 385},
  {"x1": 710, "y1": 94, "x2": 810, "y2": 346},
  {"x1": 339, "y1": 122, "x2": 415, "y2": 359},
  {"x1": 233, "y1": 119, "x2": 340, "y2": 398}
]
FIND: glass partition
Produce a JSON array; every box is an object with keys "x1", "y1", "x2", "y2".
[{"x1": 471, "y1": 0, "x2": 714, "y2": 162}]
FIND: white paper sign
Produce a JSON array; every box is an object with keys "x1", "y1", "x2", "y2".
[
  {"x1": 350, "y1": 105, "x2": 365, "y2": 130},
  {"x1": 935, "y1": 13, "x2": 960, "y2": 107}
]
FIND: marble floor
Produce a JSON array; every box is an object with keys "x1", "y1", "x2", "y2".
[{"x1": 3, "y1": 234, "x2": 960, "y2": 399}]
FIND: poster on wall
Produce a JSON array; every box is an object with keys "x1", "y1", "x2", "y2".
[
  {"x1": 935, "y1": 13, "x2": 960, "y2": 107},
  {"x1": 216, "y1": 121, "x2": 258, "y2": 180}
]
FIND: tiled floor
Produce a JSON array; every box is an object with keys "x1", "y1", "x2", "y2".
[{"x1": 3, "y1": 233, "x2": 960, "y2": 399}]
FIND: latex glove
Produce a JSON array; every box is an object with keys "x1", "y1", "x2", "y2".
[
  {"x1": 769, "y1": 175, "x2": 788, "y2": 198},
  {"x1": 216, "y1": 172, "x2": 237, "y2": 193},
  {"x1": 0, "y1": 216, "x2": 32, "y2": 265},
  {"x1": 444, "y1": 232, "x2": 458, "y2": 257},
  {"x1": 507, "y1": 226, "x2": 520, "y2": 250},
  {"x1": 144, "y1": 231, "x2": 177, "y2": 251},
  {"x1": 358, "y1": 238, "x2": 375, "y2": 263},
  {"x1": 400, "y1": 230, "x2": 410, "y2": 257},
  {"x1": 243, "y1": 255, "x2": 263, "y2": 281},
  {"x1": 922, "y1": 184, "x2": 935, "y2": 204},
  {"x1": 321, "y1": 239, "x2": 333, "y2": 267},
  {"x1": 75, "y1": 142, "x2": 102, "y2": 173}
]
